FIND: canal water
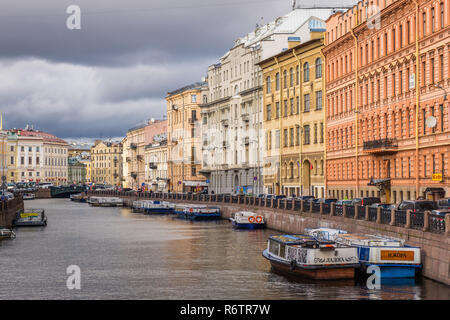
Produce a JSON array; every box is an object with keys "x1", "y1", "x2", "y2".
[{"x1": 0, "y1": 199, "x2": 449, "y2": 300}]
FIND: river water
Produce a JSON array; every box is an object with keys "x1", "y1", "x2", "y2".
[{"x1": 0, "y1": 199, "x2": 448, "y2": 300}]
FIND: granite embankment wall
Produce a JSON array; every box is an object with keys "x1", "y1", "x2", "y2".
[
  {"x1": 0, "y1": 197, "x2": 24, "y2": 228},
  {"x1": 88, "y1": 191, "x2": 450, "y2": 286}
]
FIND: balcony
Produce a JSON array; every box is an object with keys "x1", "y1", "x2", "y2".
[
  {"x1": 130, "y1": 143, "x2": 137, "y2": 150},
  {"x1": 126, "y1": 157, "x2": 131, "y2": 162},
  {"x1": 137, "y1": 155, "x2": 144, "y2": 162},
  {"x1": 241, "y1": 113, "x2": 249, "y2": 122},
  {"x1": 131, "y1": 172, "x2": 137, "y2": 179},
  {"x1": 243, "y1": 137, "x2": 249, "y2": 145},
  {"x1": 221, "y1": 119, "x2": 229, "y2": 127},
  {"x1": 363, "y1": 138, "x2": 398, "y2": 155},
  {"x1": 149, "y1": 162, "x2": 157, "y2": 169}
]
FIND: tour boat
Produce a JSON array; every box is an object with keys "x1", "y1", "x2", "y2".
[
  {"x1": 13, "y1": 209, "x2": 47, "y2": 227},
  {"x1": 0, "y1": 228, "x2": 16, "y2": 240},
  {"x1": 143, "y1": 200, "x2": 173, "y2": 214},
  {"x1": 262, "y1": 234, "x2": 360, "y2": 280},
  {"x1": 176, "y1": 205, "x2": 221, "y2": 221},
  {"x1": 304, "y1": 228, "x2": 348, "y2": 241},
  {"x1": 89, "y1": 197, "x2": 123, "y2": 207},
  {"x1": 230, "y1": 211, "x2": 266, "y2": 229},
  {"x1": 22, "y1": 193, "x2": 36, "y2": 200},
  {"x1": 70, "y1": 193, "x2": 87, "y2": 203},
  {"x1": 332, "y1": 233, "x2": 422, "y2": 279}
]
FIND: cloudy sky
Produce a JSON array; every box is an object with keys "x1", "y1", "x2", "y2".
[{"x1": 0, "y1": 0, "x2": 353, "y2": 139}]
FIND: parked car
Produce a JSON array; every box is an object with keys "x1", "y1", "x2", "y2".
[
  {"x1": 431, "y1": 209, "x2": 450, "y2": 216},
  {"x1": 296, "y1": 196, "x2": 315, "y2": 201},
  {"x1": 351, "y1": 197, "x2": 381, "y2": 206},
  {"x1": 370, "y1": 203, "x2": 396, "y2": 210},
  {"x1": 314, "y1": 198, "x2": 338, "y2": 204},
  {"x1": 0, "y1": 191, "x2": 14, "y2": 200},
  {"x1": 436, "y1": 198, "x2": 450, "y2": 209},
  {"x1": 397, "y1": 200, "x2": 438, "y2": 213},
  {"x1": 336, "y1": 200, "x2": 353, "y2": 205}
]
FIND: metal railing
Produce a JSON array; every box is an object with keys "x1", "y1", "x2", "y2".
[{"x1": 89, "y1": 191, "x2": 447, "y2": 234}]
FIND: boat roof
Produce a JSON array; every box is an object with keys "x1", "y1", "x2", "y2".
[
  {"x1": 269, "y1": 234, "x2": 318, "y2": 245},
  {"x1": 335, "y1": 234, "x2": 405, "y2": 247}
]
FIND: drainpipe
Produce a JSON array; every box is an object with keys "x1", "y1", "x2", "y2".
[
  {"x1": 351, "y1": 14, "x2": 360, "y2": 198},
  {"x1": 412, "y1": 0, "x2": 420, "y2": 198},
  {"x1": 274, "y1": 57, "x2": 282, "y2": 195}
]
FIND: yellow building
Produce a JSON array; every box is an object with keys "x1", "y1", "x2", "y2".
[
  {"x1": 166, "y1": 82, "x2": 208, "y2": 193},
  {"x1": 91, "y1": 140, "x2": 122, "y2": 186},
  {"x1": 259, "y1": 36, "x2": 326, "y2": 197},
  {"x1": 79, "y1": 158, "x2": 92, "y2": 183},
  {"x1": 122, "y1": 125, "x2": 146, "y2": 190}
]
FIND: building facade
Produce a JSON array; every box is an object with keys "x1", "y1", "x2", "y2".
[
  {"x1": 145, "y1": 139, "x2": 168, "y2": 192},
  {"x1": 167, "y1": 82, "x2": 208, "y2": 193},
  {"x1": 68, "y1": 158, "x2": 86, "y2": 184},
  {"x1": 0, "y1": 131, "x2": 7, "y2": 187},
  {"x1": 259, "y1": 36, "x2": 326, "y2": 197},
  {"x1": 91, "y1": 141, "x2": 122, "y2": 186},
  {"x1": 6, "y1": 129, "x2": 68, "y2": 185},
  {"x1": 324, "y1": 0, "x2": 450, "y2": 203},
  {"x1": 200, "y1": 9, "x2": 335, "y2": 195}
]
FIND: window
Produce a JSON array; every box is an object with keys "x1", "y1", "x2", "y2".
[
  {"x1": 316, "y1": 91, "x2": 323, "y2": 110},
  {"x1": 320, "y1": 123, "x2": 324, "y2": 143},
  {"x1": 303, "y1": 63, "x2": 310, "y2": 82},
  {"x1": 191, "y1": 94, "x2": 197, "y2": 103},
  {"x1": 440, "y1": 104, "x2": 444, "y2": 131},
  {"x1": 314, "y1": 124, "x2": 318, "y2": 144},
  {"x1": 10, "y1": 156, "x2": 14, "y2": 165},
  {"x1": 431, "y1": 58, "x2": 435, "y2": 83},
  {"x1": 289, "y1": 68, "x2": 294, "y2": 87},
  {"x1": 276, "y1": 102, "x2": 280, "y2": 118},
  {"x1": 423, "y1": 11, "x2": 427, "y2": 36},
  {"x1": 441, "y1": 2, "x2": 445, "y2": 29},
  {"x1": 315, "y1": 58, "x2": 322, "y2": 78},
  {"x1": 283, "y1": 70, "x2": 287, "y2": 89},
  {"x1": 266, "y1": 104, "x2": 271, "y2": 121},
  {"x1": 432, "y1": 7, "x2": 435, "y2": 33},
  {"x1": 304, "y1": 94, "x2": 310, "y2": 112},
  {"x1": 266, "y1": 76, "x2": 271, "y2": 93},
  {"x1": 290, "y1": 98, "x2": 294, "y2": 115},
  {"x1": 21, "y1": 157, "x2": 24, "y2": 165},
  {"x1": 191, "y1": 166, "x2": 197, "y2": 177},
  {"x1": 276, "y1": 73, "x2": 280, "y2": 90},
  {"x1": 284, "y1": 100, "x2": 288, "y2": 117},
  {"x1": 304, "y1": 125, "x2": 310, "y2": 145},
  {"x1": 289, "y1": 128, "x2": 294, "y2": 147}
]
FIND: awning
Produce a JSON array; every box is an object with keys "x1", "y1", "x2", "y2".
[{"x1": 183, "y1": 181, "x2": 209, "y2": 187}]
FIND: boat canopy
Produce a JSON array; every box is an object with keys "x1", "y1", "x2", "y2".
[
  {"x1": 269, "y1": 234, "x2": 333, "y2": 246},
  {"x1": 334, "y1": 234, "x2": 405, "y2": 247}
]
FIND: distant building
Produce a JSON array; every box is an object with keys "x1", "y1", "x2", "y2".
[
  {"x1": 167, "y1": 82, "x2": 208, "y2": 193},
  {"x1": 122, "y1": 119, "x2": 167, "y2": 190},
  {"x1": 0, "y1": 131, "x2": 7, "y2": 186},
  {"x1": 68, "y1": 157, "x2": 86, "y2": 184},
  {"x1": 91, "y1": 140, "x2": 122, "y2": 186},
  {"x1": 145, "y1": 136, "x2": 168, "y2": 192},
  {"x1": 6, "y1": 129, "x2": 69, "y2": 185}
]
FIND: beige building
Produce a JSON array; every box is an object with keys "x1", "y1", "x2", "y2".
[
  {"x1": 145, "y1": 138, "x2": 168, "y2": 192},
  {"x1": 167, "y1": 82, "x2": 208, "y2": 193},
  {"x1": 259, "y1": 35, "x2": 326, "y2": 197},
  {"x1": 91, "y1": 140, "x2": 122, "y2": 186},
  {"x1": 0, "y1": 131, "x2": 7, "y2": 187},
  {"x1": 122, "y1": 125, "x2": 146, "y2": 189},
  {"x1": 6, "y1": 129, "x2": 69, "y2": 185}
]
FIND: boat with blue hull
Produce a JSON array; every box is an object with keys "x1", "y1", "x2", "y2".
[
  {"x1": 263, "y1": 234, "x2": 360, "y2": 280},
  {"x1": 175, "y1": 205, "x2": 221, "y2": 221},
  {"x1": 132, "y1": 200, "x2": 174, "y2": 214},
  {"x1": 230, "y1": 211, "x2": 266, "y2": 229},
  {"x1": 306, "y1": 228, "x2": 422, "y2": 279}
]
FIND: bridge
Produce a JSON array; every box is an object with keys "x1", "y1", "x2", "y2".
[{"x1": 50, "y1": 186, "x2": 86, "y2": 198}]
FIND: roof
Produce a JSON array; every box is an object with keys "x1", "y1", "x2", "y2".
[
  {"x1": 167, "y1": 82, "x2": 207, "y2": 97},
  {"x1": 11, "y1": 129, "x2": 67, "y2": 145}
]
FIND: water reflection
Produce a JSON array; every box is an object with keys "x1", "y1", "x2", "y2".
[{"x1": 0, "y1": 199, "x2": 448, "y2": 300}]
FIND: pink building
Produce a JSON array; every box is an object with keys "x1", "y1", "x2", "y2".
[{"x1": 144, "y1": 120, "x2": 167, "y2": 145}]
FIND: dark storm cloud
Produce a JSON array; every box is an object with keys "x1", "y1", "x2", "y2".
[{"x1": 0, "y1": 0, "x2": 354, "y2": 138}]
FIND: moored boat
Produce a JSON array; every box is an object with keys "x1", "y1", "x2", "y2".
[
  {"x1": 13, "y1": 209, "x2": 47, "y2": 227},
  {"x1": 70, "y1": 193, "x2": 87, "y2": 203},
  {"x1": 22, "y1": 193, "x2": 36, "y2": 200},
  {"x1": 0, "y1": 228, "x2": 16, "y2": 240},
  {"x1": 262, "y1": 234, "x2": 359, "y2": 280},
  {"x1": 176, "y1": 205, "x2": 221, "y2": 221},
  {"x1": 333, "y1": 233, "x2": 422, "y2": 279},
  {"x1": 230, "y1": 211, "x2": 266, "y2": 229}
]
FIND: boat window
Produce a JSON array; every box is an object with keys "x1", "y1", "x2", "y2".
[
  {"x1": 268, "y1": 240, "x2": 279, "y2": 256},
  {"x1": 279, "y1": 244, "x2": 286, "y2": 259}
]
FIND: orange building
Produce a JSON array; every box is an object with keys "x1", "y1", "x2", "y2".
[{"x1": 324, "y1": 0, "x2": 450, "y2": 203}]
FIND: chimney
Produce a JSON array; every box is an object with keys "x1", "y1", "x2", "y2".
[{"x1": 288, "y1": 37, "x2": 301, "y2": 49}]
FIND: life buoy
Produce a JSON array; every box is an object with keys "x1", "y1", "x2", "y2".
[
  {"x1": 255, "y1": 216, "x2": 263, "y2": 223},
  {"x1": 248, "y1": 216, "x2": 256, "y2": 223}
]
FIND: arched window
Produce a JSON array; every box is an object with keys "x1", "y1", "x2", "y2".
[
  {"x1": 290, "y1": 162, "x2": 294, "y2": 179},
  {"x1": 276, "y1": 73, "x2": 280, "y2": 90},
  {"x1": 303, "y1": 62, "x2": 310, "y2": 82},
  {"x1": 315, "y1": 58, "x2": 322, "y2": 78},
  {"x1": 296, "y1": 65, "x2": 300, "y2": 85},
  {"x1": 283, "y1": 70, "x2": 287, "y2": 89}
]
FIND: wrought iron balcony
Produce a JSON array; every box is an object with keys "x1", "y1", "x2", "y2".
[
  {"x1": 241, "y1": 113, "x2": 249, "y2": 122},
  {"x1": 131, "y1": 172, "x2": 137, "y2": 179},
  {"x1": 130, "y1": 143, "x2": 137, "y2": 150},
  {"x1": 363, "y1": 138, "x2": 398, "y2": 155},
  {"x1": 149, "y1": 162, "x2": 157, "y2": 169},
  {"x1": 221, "y1": 119, "x2": 229, "y2": 127},
  {"x1": 126, "y1": 157, "x2": 131, "y2": 162},
  {"x1": 243, "y1": 137, "x2": 249, "y2": 145},
  {"x1": 137, "y1": 155, "x2": 144, "y2": 161}
]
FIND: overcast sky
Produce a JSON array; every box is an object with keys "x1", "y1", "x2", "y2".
[{"x1": 0, "y1": 0, "x2": 354, "y2": 139}]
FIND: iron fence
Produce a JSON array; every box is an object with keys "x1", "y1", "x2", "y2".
[
  {"x1": 395, "y1": 210, "x2": 407, "y2": 227},
  {"x1": 357, "y1": 206, "x2": 366, "y2": 219},
  {"x1": 410, "y1": 212, "x2": 424, "y2": 230},
  {"x1": 312, "y1": 202, "x2": 321, "y2": 213},
  {"x1": 335, "y1": 204, "x2": 343, "y2": 216},
  {"x1": 368, "y1": 207, "x2": 378, "y2": 221},
  {"x1": 381, "y1": 209, "x2": 391, "y2": 224},
  {"x1": 429, "y1": 214, "x2": 446, "y2": 233},
  {"x1": 323, "y1": 203, "x2": 331, "y2": 214},
  {"x1": 303, "y1": 201, "x2": 311, "y2": 212}
]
